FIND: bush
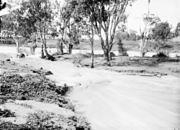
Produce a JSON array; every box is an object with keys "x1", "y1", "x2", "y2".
[
  {"x1": 152, "y1": 52, "x2": 168, "y2": 58},
  {"x1": 0, "y1": 109, "x2": 15, "y2": 118},
  {"x1": 0, "y1": 122, "x2": 33, "y2": 130},
  {"x1": 0, "y1": 73, "x2": 72, "y2": 108}
]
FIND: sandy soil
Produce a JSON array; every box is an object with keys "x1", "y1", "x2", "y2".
[
  {"x1": 13, "y1": 57, "x2": 180, "y2": 130},
  {"x1": 1, "y1": 46, "x2": 180, "y2": 130}
]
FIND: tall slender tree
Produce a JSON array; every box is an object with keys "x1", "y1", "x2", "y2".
[
  {"x1": 73, "y1": 0, "x2": 134, "y2": 65},
  {"x1": 139, "y1": 0, "x2": 161, "y2": 57}
]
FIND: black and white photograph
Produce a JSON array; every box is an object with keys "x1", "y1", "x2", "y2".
[{"x1": 0, "y1": 0, "x2": 180, "y2": 129}]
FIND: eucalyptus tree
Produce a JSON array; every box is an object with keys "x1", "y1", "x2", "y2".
[
  {"x1": 139, "y1": 0, "x2": 161, "y2": 57},
  {"x1": 74, "y1": 0, "x2": 134, "y2": 65},
  {"x1": 151, "y1": 22, "x2": 171, "y2": 53},
  {"x1": 52, "y1": 0, "x2": 81, "y2": 55},
  {"x1": 17, "y1": 0, "x2": 54, "y2": 59},
  {"x1": 140, "y1": 13, "x2": 161, "y2": 56},
  {"x1": 175, "y1": 22, "x2": 180, "y2": 37}
]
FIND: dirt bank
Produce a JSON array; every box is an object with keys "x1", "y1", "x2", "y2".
[
  {"x1": 0, "y1": 56, "x2": 90, "y2": 129},
  {"x1": 13, "y1": 56, "x2": 180, "y2": 130}
]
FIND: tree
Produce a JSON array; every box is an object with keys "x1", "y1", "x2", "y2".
[
  {"x1": 66, "y1": 0, "x2": 95, "y2": 68},
  {"x1": 152, "y1": 22, "x2": 171, "y2": 52},
  {"x1": 128, "y1": 30, "x2": 137, "y2": 41},
  {"x1": 175, "y1": 22, "x2": 180, "y2": 37},
  {"x1": 5, "y1": 0, "x2": 39, "y2": 54},
  {"x1": 33, "y1": 0, "x2": 53, "y2": 59},
  {"x1": 52, "y1": 0, "x2": 81, "y2": 55},
  {"x1": 0, "y1": 0, "x2": 6, "y2": 10},
  {"x1": 52, "y1": 0, "x2": 67, "y2": 55},
  {"x1": 0, "y1": 0, "x2": 6, "y2": 32},
  {"x1": 139, "y1": 13, "x2": 161, "y2": 57},
  {"x1": 75, "y1": 0, "x2": 134, "y2": 65},
  {"x1": 79, "y1": 19, "x2": 96, "y2": 68},
  {"x1": 115, "y1": 24, "x2": 128, "y2": 56},
  {"x1": 17, "y1": 0, "x2": 54, "y2": 60},
  {"x1": 1, "y1": 9, "x2": 32, "y2": 53}
]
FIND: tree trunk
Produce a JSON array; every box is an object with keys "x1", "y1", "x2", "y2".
[
  {"x1": 60, "y1": 40, "x2": 64, "y2": 54},
  {"x1": 90, "y1": 25, "x2": 95, "y2": 68},
  {"x1": 41, "y1": 44, "x2": 45, "y2": 58},
  {"x1": 43, "y1": 31, "x2": 50, "y2": 57},
  {"x1": 13, "y1": 36, "x2": 20, "y2": 54},
  {"x1": 91, "y1": 42, "x2": 94, "y2": 68},
  {"x1": 43, "y1": 40, "x2": 49, "y2": 56},
  {"x1": 68, "y1": 43, "x2": 73, "y2": 54},
  {"x1": 140, "y1": 38, "x2": 146, "y2": 57},
  {"x1": 104, "y1": 48, "x2": 111, "y2": 66},
  {"x1": 30, "y1": 42, "x2": 37, "y2": 55},
  {"x1": 16, "y1": 40, "x2": 20, "y2": 53},
  {"x1": 57, "y1": 39, "x2": 64, "y2": 55}
]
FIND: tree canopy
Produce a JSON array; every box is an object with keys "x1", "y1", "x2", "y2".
[
  {"x1": 72, "y1": 0, "x2": 134, "y2": 62},
  {"x1": 152, "y1": 22, "x2": 171, "y2": 42}
]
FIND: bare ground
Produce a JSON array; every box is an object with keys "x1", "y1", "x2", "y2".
[
  {"x1": 0, "y1": 53, "x2": 90, "y2": 129},
  {"x1": 13, "y1": 56, "x2": 180, "y2": 130},
  {"x1": 0, "y1": 47, "x2": 180, "y2": 130}
]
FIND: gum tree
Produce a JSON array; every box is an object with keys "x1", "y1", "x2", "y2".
[
  {"x1": 76, "y1": 0, "x2": 134, "y2": 65},
  {"x1": 152, "y1": 22, "x2": 171, "y2": 53},
  {"x1": 52, "y1": 0, "x2": 81, "y2": 54},
  {"x1": 175, "y1": 22, "x2": 180, "y2": 37},
  {"x1": 32, "y1": 0, "x2": 53, "y2": 59},
  {"x1": 140, "y1": 13, "x2": 161, "y2": 57}
]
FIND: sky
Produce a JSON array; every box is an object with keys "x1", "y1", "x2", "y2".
[
  {"x1": 1, "y1": 0, "x2": 180, "y2": 33},
  {"x1": 126, "y1": 0, "x2": 180, "y2": 33}
]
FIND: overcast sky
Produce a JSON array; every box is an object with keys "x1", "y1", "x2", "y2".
[
  {"x1": 126, "y1": 0, "x2": 180, "y2": 32},
  {"x1": 1, "y1": 0, "x2": 180, "y2": 33}
]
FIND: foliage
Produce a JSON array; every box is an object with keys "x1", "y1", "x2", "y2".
[
  {"x1": 139, "y1": 13, "x2": 161, "y2": 57},
  {"x1": 26, "y1": 111, "x2": 90, "y2": 129},
  {"x1": 143, "y1": 13, "x2": 161, "y2": 26},
  {"x1": 0, "y1": 0, "x2": 6, "y2": 31},
  {"x1": 0, "y1": 109, "x2": 15, "y2": 117},
  {"x1": 0, "y1": 122, "x2": 33, "y2": 130},
  {"x1": 0, "y1": 73, "x2": 71, "y2": 107},
  {"x1": 13, "y1": 10, "x2": 36, "y2": 39},
  {"x1": 152, "y1": 22, "x2": 171, "y2": 42},
  {"x1": 52, "y1": 0, "x2": 81, "y2": 54},
  {"x1": 175, "y1": 22, "x2": 180, "y2": 37},
  {"x1": 0, "y1": 0, "x2": 6, "y2": 10},
  {"x1": 1, "y1": 15, "x2": 16, "y2": 33},
  {"x1": 73, "y1": 0, "x2": 134, "y2": 63},
  {"x1": 151, "y1": 22, "x2": 171, "y2": 53},
  {"x1": 0, "y1": 72, "x2": 90, "y2": 129}
]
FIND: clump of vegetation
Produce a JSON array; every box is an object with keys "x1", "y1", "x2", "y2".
[
  {"x1": 152, "y1": 22, "x2": 171, "y2": 53},
  {"x1": 0, "y1": 72, "x2": 90, "y2": 129},
  {"x1": 0, "y1": 122, "x2": 33, "y2": 130},
  {"x1": 0, "y1": 109, "x2": 15, "y2": 118},
  {"x1": 0, "y1": 73, "x2": 72, "y2": 108},
  {"x1": 117, "y1": 38, "x2": 128, "y2": 56},
  {"x1": 26, "y1": 111, "x2": 91, "y2": 129},
  {"x1": 152, "y1": 52, "x2": 168, "y2": 58}
]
